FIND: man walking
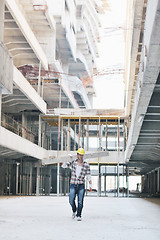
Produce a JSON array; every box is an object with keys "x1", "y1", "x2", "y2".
[{"x1": 62, "y1": 148, "x2": 92, "y2": 221}]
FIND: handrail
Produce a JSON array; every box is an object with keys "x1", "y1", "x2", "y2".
[{"x1": 1, "y1": 113, "x2": 38, "y2": 144}]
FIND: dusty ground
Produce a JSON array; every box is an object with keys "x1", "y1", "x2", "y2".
[{"x1": 0, "y1": 196, "x2": 160, "y2": 240}]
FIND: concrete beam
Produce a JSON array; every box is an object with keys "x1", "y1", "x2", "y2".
[
  {"x1": 0, "y1": 42, "x2": 13, "y2": 94},
  {"x1": 53, "y1": 60, "x2": 79, "y2": 108},
  {"x1": 13, "y1": 67, "x2": 47, "y2": 114},
  {"x1": 6, "y1": 0, "x2": 48, "y2": 70},
  {"x1": 125, "y1": 0, "x2": 144, "y2": 116},
  {"x1": 47, "y1": 108, "x2": 125, "y2": 117},
  {"x1": 67, "y1": 76, "x2": 91, "y2": 109},
  {"x1": 0, "y1": 126, "x2": 48, "y2": 161}
]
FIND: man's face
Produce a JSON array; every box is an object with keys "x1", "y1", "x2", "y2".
[{"x1": 77, "y1": 153, "x2": 84, "y2": 161}]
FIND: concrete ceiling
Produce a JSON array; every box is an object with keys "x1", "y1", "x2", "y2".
[
  {"x1": 129, "y1": 74, "x2": 160, "y2": 175},
  {"x1": 126, "y1": 0, "x2": 160, "y2": 175}
]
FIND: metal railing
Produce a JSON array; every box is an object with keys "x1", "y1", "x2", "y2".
[{"x1": 1, "y1": 113, "x2": 38, "y2": 145}]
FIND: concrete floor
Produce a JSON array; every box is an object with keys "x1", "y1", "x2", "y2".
[{"x1": 0, "y1": 196, "x2": 160, "y2": 240}]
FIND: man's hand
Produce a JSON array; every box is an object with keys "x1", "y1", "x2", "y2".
[{"x1": 89, "y1": 183, "x2": 92, "y2": 192}]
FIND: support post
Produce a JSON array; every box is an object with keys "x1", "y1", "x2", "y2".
[
  {"x1": 99, "y1": 116, "x2": 101, "y2": 151},
  {"x1": 78, "y1": 116, "x2": 81, "y2": 148},
  {"x1": 59, "y1": 84, "x2": 62, "y2": 108},
  {"x1": 0, "y1": 0, "x2": 4, "y2": 41},
  {"x1": 38, "y1": 115, "x2": 42, "y2": 147},
  {"x1": 61, "y1": 119, "x2": 64, "y2": 151},
  {"x1": 67, "y1": 119, "x2": 70, "y2": 151},
  {"x1": 57, "y1": 162, "x2": 60, "y2": 196},
  {"x1": 16, "y1": 163, "x2": 19, "y2": 195},
  {"x1": 117, "y1": 164, "x2": 119, "y2": 197},
  {"x1": 41, "y1": 77, "x2": 44, "y2": 98},
  {"x1": 105, "y1": 119, "x2": 108, "y2": 151},
  {"x1": 117, "y1": 118, "x2": 120, "y2": 197},
  {"x1": 57, "y1": 116, "x2": 61, "y2": 196},
  {"x1": 50, "y1": 126, "x2": 52, "y2": 150},
  {"x1": 98, "y1": 163, "x2": 101, "y2": 197},
  {"x1": 86, "y1": 119, "x2": 89, "y2": 151},
  {"x1": 19, "y1": 159, "x2": 22, "y2": 195},
  {"x1": 42, "y1": 121, "x2": 46, "y2": 148},
  {"x1": 117, "y1": 117, "x2": 120, "y2": 151},
  {"x1": 157, "y1": 168, "x2": 160, "y2": 193},
  {"x1": 104, "y1": 170, "x2": 107, "y2": 196},
  {"x1": 29, "y1": 166, "x2": 32, "y2": 195},
  {"x1": 36, "y1": 166, "x2": 40, "y2": 196},
  {"x1": 82, "y1": 123, "x2": 85, "y2": 148},
  {"x1": 22, "y1": 112, "x2": 27, "y2": 139},
  {"x1": 57, "y1": 116, "x2": 61, "y2": 151},
  {"x1": 74, "y1": 125, "x2": 76, "y2": 151},
  {"x1": 38, "y1": 61, "x2": 41, "y2": 95},
  {"x1": 65, "y1": 132, "x2": 67, "y2": 151},
  {"x1": 126, "y1": 165, "x2": 129, "y2": 197},
  {"x1": 0, "y1": 89, "x2": 2, "y2": 126}
]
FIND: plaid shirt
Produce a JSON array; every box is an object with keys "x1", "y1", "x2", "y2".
[{"x1": 65, "y1": 159, "x2": 91, "y2": 184}]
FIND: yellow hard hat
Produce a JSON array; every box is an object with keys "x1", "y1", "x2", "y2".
[{"x1": 77, "y1": 148, "x2": 85, "y2": 155}]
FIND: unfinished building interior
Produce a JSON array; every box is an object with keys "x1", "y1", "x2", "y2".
[{"x1": 0, "y1": 0, "x2": 160, "y2": 199}]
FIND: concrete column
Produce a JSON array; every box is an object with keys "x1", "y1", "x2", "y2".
[
  {"x1": 0, "y1": 89, "x2": 2, "y2": 126},
  {"x1": 16, "y1": 163, "x2": 20, "y2": 195},
  {"x1": 86, "y1": 119, "x2": 89, "y2": 151},
  {"x1": 126, "y1": 166, "x2": 129, "y2": 197},
  {"x1": 0, "y1": 0, "x2": 4, "y2": 41},
  {"x1": 104, "y1": 174, "x2": 107, "y2": 196},
  {"x1": 114, "y1": 166, "x2": 117, "y2": 197},
  {"x1": 99, "y1": 117, "x2": 101, "y2": 151},
  {"x1": 26, "y1": 163, "x2": 29, "y2": 195},
  {"x1": 98, "y1": 163, "x2": 101, "y2": 197},
  {"x1": 117, "y1": 164, "x2": 119, "y2": 197},
  {"x1": 117, "y1": 118, "x2": 120, "y2": 197},
  {"x1": 147, "y1": 174, "x2": 149, "y2": 193},
  {"x1": 123, "y1": 165, "x2": 125, "y2": 197},
  {"x1": 36, "y1": 167, "x2": 40, "y2": 196},
  {"x1": 41, "y1": 77, "x2": 44, "y2": 98},
  {"x1": 57, "y1": 162, "x2": 60, "y2": 196},
  {"x1": 157, "y1": 168, "x2": 160, "y2": 193},
  {"x1": 105, "y1": 120, "x2": 108, "y2": 151},
  {"x1": 47, "y1": 167, "x2": 51, "y2": 195},
  {"x1": 61, "y1": 119, "x2": 64, "y2": 151},
  {"x1": 38, "y1": 61, "x2": 41, "y2": 95},
  {"x1": 29, "y1": 166, "x2": 32, "y2": 195},
  {"x1": 59, "y1": 85, "x2": 62, "y2": 108},
  {"x1": 74, "y1": 125, "x2": 76, "y2": 151},
  {"x1": 8, "y1": 165, "x2": 11, "y2": 195},
  {"x1": 57, "y1": 116, "x2": 61, "y2": 151},
  {"x1": 82, "y1": 124, "x2": 85, "y2": 148},
  {"x1": 22, "y1": 162, "x2": 26, "y2": 195},
  {"x1": 42, "y1": 122, "x2": 47, "y2": 148},
  {"x1": 65, "y1": 132, "x2": 67, "y2": 151},
  {"x1": 19, "y1": 160, "x2": 22, "y2": 195},
  {"x1": 67, "y1": 119, "x2": 70, "y2": 151},
  {"x1": 38, "y1": 115, "x2": 42, "y2": 147},
  {"x1": 78, "y1": 116, "x2": 81, "y2": 148},
  {"x1": 0, "y1": 163, "x2": 5, "y2": 194},
  {"x1": 117, "y1": 118, "x2": 120, "y2": 151},
  {"x1": 22, "y1": 112, "x2": 27, "y2": 139},
  {"x1": 123, "y1": 121, "x2": 126, "y2": 151},
  {"x1": 57, "y1": 117, "x2": 61, "y2": 196},
  {"x1": 49, "y1": 126, "x2": 52, "y2": 150}
]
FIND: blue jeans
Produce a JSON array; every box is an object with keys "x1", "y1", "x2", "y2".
[{"x1": 69, "y1": 184, "x2": 85, "y2": 217}]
